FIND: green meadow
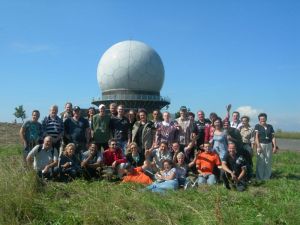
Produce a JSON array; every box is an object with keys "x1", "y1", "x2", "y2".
[{"x1": 0, "y1": 145, "x2": 299, "y2": 225}]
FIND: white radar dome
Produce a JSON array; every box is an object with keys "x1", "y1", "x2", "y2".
[{"x1": 97, "y1": 40, "x2": 165, "y2": 93}]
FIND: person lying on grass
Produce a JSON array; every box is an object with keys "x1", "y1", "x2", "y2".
[
  {"x1": 145, "y1": 159, "x2": 178, "y2": 193},
  {"x1": 121, "y1": 162, "x2": 153, "y2": 185}
]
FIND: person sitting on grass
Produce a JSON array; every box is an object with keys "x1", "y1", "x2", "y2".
[
  {"x1": 122, "y1": 163, "x2": 153, "y2": 185},
  {"x1": 146, "y1": 141, "x2": 173, "y2": 172},
  {"x1": 146, "y1": 159, "x2": 178, "y2": 193},
  {"x1": 26, "y1": 136, "x2": 58, "y2": 180},
  {"x1": 222, "y1": 142, "x2": 247, "y2": 192},
  {"x1": 81, "y1": 143, "x2": 103, "y2": 179},
  {"x1": 173, "y1": 150, "x2": 197, "y2": 189},
  {"x1": 103, "y1": 138, "x2": 127, "y2": 177},
  {"x1": 195, "y1": 142, "x2": 222, "y2": 186},
  {"x1": 126, "y1": 142, "x2": 144, "y2": 168},
  {"x1": 58, "y1": 143, "x2": 81, "y2": 181}
]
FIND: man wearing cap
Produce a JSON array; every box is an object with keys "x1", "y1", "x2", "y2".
[
  {"x1": 91, "y1": 104, "x2": 111, "y2": 151},
  {"x1": 64, "y1": 106, "x2": 90, "y2": 157}
]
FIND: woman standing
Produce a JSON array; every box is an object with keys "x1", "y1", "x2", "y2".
[
  {"x1": 155, "y1": 112, "x2": 178, "y2": 150},
  {"x1": 255, "y1": 113, "x2": 277, "y2": 180},
  {"x1": 211, "y1": 117, "x2": 228, "y2": 161}
]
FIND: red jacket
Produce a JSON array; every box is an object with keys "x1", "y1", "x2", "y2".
[{"x1": 103, "y1": 148, "x2": 126, "y2": 166}]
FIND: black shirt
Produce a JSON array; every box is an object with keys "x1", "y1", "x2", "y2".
[
  {"x1": 254, "y1": 124, "x2": 274, "y2": 144},
  {"x1": 223, "y1": 153, "x2": 246, "y2": 176},
  {"x1": 64, "y1": 117, "x2": 89, "y2": 144}
]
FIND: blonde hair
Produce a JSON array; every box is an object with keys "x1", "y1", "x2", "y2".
[
  {"x1": 64, "y1": 143, "x2": 75, "y2": 155},
  {"x1": 176, "y1": 152, "x2": 185, "y2": 159},
  {"x1": 126, "y1": 142, "x2": 138, "y2": 154}
]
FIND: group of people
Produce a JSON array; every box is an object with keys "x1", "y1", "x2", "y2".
[{"x1": 20, "y1": 102, "x2": 277, "y2": 192}]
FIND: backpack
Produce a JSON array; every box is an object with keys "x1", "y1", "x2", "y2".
[{"x1": 37, "y1": 145, "x2": 55, "y2": 159}]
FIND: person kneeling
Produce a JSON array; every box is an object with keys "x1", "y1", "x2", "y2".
[
  {"x1": 26, "y1": 136, "x2": 58, "y2": 180},
  {"x1": 222, "y1": 143, "x2": 247, "y2": 192},
  {"x1": 58, "y1": 143, "x2": 81, "y2": 181},
  {"x1": 81, "y1": 143, "x2": 102, "y2": 180}
]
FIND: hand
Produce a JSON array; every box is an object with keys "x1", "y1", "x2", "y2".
[
  {"x1": 273, "y1": 146, "x2": 278, "y2": 154},
  {"x1": 226, "y1": 104, "x2": 232, "y2": 112},
  {"x1": 43, "y1": 165, "x2": 49, "y2": 173},
  {"x1": 231, "y1": 172, "x2": 237, "y2": 181},
  {"x1": 257, "y1": 147, "x2": 262, "y2": 154},
  {"x1": 112, "y1": 161, "x2": 117, "y2": 168}
]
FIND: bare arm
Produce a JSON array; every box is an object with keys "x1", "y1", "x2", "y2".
[
  {"x1": 19, "y1": 127, "x2": 26, "y2": 146},
  {"x1": 272, "y1": 134, "x2": 277, "y2": 153},
  {"x1": 237, "y1": 167, "x2": 246, "y2": 181},
  {"x1": 222, "y1": 161, "x2": 237, "y2": 181}
]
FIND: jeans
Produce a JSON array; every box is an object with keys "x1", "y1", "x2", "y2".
[
  {"x1": 117, "y1": 140, "x2": 128, "y2": 156},
  {"x1": 196, "y1": 174, "x2": 217, "y2": 185},
  {"x1": 146, "y1": 179, "x2": 178, "y2": 193}
]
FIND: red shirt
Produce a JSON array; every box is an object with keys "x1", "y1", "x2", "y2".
[
  {"x1": 103, "y1": 148, "x2": 126, "y2": 166},
  {"x1": 196, "y1": 151, "x2": 221, "y2": 175}
]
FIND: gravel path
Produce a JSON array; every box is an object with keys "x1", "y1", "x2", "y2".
[{"x1": 277, "y1": 138, "x2": 300, "y2": 151}]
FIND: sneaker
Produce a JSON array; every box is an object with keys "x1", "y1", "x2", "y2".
[{"x1": 184, "y1": 181, "x2": 192, "y2": 190}]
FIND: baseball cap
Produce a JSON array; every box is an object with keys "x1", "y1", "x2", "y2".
[
  {"x1": 180, "y1": 106, "x2": 187, "y2": 111},
  {"x1": 99, "y1": 104, "x2": 106, "y2": 109},
  {"x1": 73, "y1": 106, "x2": 81, "y2": 111}
]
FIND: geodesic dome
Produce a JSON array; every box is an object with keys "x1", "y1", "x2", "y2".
[{"x1": 97, "y1": 40, "x2": 165, "y2": 94}]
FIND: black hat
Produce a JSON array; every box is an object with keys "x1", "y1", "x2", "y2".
[
  {"x1": 73, "y1": 106, "x2": 81, "y2": 111},
  {"x1": 180, "y1": 106, "x2": 187, "y2": 111}
]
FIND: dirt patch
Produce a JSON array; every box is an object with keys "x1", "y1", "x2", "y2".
[{"x1": 0, "y1": 122, "x2": 22, "y2": 146}]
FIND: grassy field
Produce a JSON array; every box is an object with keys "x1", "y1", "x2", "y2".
[
  {"x1": 0, "y1": 145, "x2": 299, "y2": 225},
  {"x1": 275, "y1": 131, "x2": 300, "y2": 140}
]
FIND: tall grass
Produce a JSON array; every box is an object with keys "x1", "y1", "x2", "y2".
[{"x1": 0, "y1": 146, "x2": 299, "y2": 225}]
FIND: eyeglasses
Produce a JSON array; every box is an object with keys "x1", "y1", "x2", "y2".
[{"x1": 111, "y1": 143, "x2": 116, "y2": 146}]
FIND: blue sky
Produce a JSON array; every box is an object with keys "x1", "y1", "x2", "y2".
[{"x1": 0, "y1": 0, "x2": 299, "y2": 131}]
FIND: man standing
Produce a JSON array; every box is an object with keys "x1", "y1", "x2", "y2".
[
  {"x1": 193, "y1": 110, "x2": 211, "y2": 148},
  {"x1": 26, "y1": 136, "x2": 58, "y2": 179},
  {"x1": 110, "y1": 104, "x2": 130, "y2": 154},
  {"x1": 42, "y1": 105, "x2": 64, "y2": 151},
  {"x1": 175, "y1": 106, "x2": 194, "y2": 152},
  {"x1": 230, "y1": 111, "x2": 242, "y2": 129},
  {"x1": 64, "y1": 106, "x2": 90, "y2": 157},
  {"x1": 20, "y1": 110, "x2": 43, "y2": 160},
  {"x1": 91, "y1": 104, "x2": 111, "y2": 151}
]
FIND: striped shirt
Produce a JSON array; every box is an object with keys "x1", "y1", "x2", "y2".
[{"x1": 42, "y1": 115, "x2": 64, "y2": 140}]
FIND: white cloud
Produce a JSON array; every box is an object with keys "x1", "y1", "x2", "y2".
[
  {"x1": 236, "y1": 106, "x2": 260, "y2": 118},
  {"x1": 11, "y1": 42, "x2": 53, "y2": 53}
]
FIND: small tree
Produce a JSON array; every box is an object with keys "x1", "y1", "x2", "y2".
[{"x1": 14, "y1": 105, "x2": 26, "y2": 123}]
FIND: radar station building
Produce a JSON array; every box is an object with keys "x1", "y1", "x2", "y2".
[{"x1": 92, "y1": 40, "x2": 170, "y2": 112}]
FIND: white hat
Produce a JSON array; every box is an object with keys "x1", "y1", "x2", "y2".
[{"x1": 99, "y1": 104, "x2": 106, "y2": 109}]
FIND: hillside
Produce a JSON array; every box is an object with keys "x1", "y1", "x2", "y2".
[{"x1": 0, "y1": 122, "x2": 22, "y2": 146}]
